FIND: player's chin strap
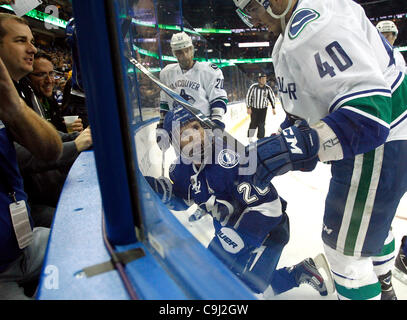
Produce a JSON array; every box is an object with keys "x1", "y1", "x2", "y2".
[{"x1": 266, "y1": 0, "x2": 293, "y2": 34}]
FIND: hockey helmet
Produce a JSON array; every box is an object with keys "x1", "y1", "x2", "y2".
[
  {"x1": 164, "y1": 107, "x2": 212, "y2": 164},
  {"x1": 233, "y1": 0, "x2": 293, "y2": 28},
  {"x1": 170, "y1": 32, "x2": 193, "y2": 51},
  {"x1": 164, "y1": 107, "x2": 195, "y2": 135},
  {"x1": 376, "y1": 20, "x2": 398, "y2": 36}
]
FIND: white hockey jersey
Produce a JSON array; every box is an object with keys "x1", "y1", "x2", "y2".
[
  {"x1": 395, "y1": 50, "x2": 407, "y2": 74},
  {"x1": 272, "y1": 0, "x2": 407, "y2": 152},
  {"x1": 159, "y1": 61, "x2": 228, "y2": 119}
]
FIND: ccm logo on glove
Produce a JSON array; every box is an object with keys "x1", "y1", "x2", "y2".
[{"x1": 282, "y1": 127, "x2": 303, "y2": 154}]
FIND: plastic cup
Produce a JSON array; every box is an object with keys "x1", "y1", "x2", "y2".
[{"x1": 64, "y1": 115, "x2": 79, "y2": 133}]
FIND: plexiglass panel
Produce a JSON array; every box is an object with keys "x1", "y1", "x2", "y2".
[{"x1": 116, "y1": 0, "x2": 272, "y2": 296}]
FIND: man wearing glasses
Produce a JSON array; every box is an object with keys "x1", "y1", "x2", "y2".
[{"x1": 28, "y1": 52, "x2": 82, "y2": 133}]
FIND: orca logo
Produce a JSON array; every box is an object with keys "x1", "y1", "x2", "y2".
[
  {"x1": 289, "y1": 8, "x2": 320, "y2": 39},
  {"x1": 210, "y1": 63, "x2": 219, "y2": 70}
]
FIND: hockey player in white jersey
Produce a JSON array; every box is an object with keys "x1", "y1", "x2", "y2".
[
  {"x1": 377, "y1": 20, "x2": 407, "y2": 287},
  {"x1": 156, "y1": 31, "x2": 228, "y2": 152},
  {"x1": 376, "y1": 20, "x2": 407, "y2": 74},
  {"x1": 233, "y1": 0, "x2": 407, "y2": 300},
  {"x1": 147, "y1": 106, "x2": 334, "y2": 298}
]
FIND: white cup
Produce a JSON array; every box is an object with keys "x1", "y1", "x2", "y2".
[{"x1": 64, "y1": 115, "x2": 79, "y2": 133}]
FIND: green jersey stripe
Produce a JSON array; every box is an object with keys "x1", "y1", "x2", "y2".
[
  {"x1": 335, "y1": 281, "x2": 381, "y2": 300},
  {"x1": 343, "y1": 149, "x2": 376, "y2": 255},
  {"x1": 390, "y1": 76, "x2": 407, "y2": 124},
  {"x1": 343, "y1": 95, "x2": 392, "y2": 124}
]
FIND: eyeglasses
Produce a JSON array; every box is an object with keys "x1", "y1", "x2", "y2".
[{"x1": 30, "y1": 71, "x2": 56, "y2": 79}]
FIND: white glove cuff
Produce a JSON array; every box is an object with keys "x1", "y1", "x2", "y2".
[{"x1": 312, "y1": 121, "x2": 344, "y2": 162}]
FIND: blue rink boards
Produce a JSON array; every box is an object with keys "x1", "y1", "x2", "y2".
[{"x1": 37, "y1": 152, "x2": 255, "y2": 299}]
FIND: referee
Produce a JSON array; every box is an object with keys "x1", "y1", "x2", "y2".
[{"x1": 246, "y1": 73, "x2": 276, "y2": 142}]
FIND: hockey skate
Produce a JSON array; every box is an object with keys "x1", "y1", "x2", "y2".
[
  {"x1": 378, "y1": 270, "x2": 397, "y2": 300},
  {"x1": 393, "y1": 236, "x2": 407, "y2": 285},
  {"x1": 294, "y1": 253, "x2": 335, "y2": 296}
]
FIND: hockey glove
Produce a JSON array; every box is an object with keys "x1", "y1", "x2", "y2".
[
  {"x1": 188, "y1": 206, "x2": 208, "y2": 222},
  {"x1": 145, "y1": 176, "x2": 188, "y2": 211},
  {"x1": 211, "y1": 118, "x2": 225, "y2": 131},
  {"x1": 250, "y1": 120, "x2": 320, "y2": 189},
  {"x1": 156, "y1": 124, "x2": 171, "y2": 152}
]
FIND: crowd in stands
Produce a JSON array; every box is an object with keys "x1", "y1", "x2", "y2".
[{"x1": 36, "y1": 0, "x2": 72, "y2": 21}]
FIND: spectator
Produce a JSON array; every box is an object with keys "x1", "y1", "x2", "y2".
[
  {"x1": 246, "y1": 72, "x2": 276, "y2": 143},
  {"x1": 28, "y1": 52, "x2": 82, "y2": 133},
  {"x1": 0, "y1": 13, "x2": 92, "y2": 228},
  {"x1": 0, "y1": 12, "x2": 62, "y2": 299}
]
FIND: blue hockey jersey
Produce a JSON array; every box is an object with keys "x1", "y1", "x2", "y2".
[{"x1": 169, "y1": 148, "x2": 286, "y2": 252}]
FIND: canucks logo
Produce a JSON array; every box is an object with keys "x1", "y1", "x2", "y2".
[
  {"x1": 289, "y1": 8, "x2": 320, "y2": 40},
  {"x1": 217, "y1": 149, "x2": 239, "y2": 169},
  {"x1": 173, "y1": 89, "x2": 195, "y2": 109}
]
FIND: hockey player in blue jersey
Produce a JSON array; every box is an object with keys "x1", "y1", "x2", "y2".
[
  {"x1": 146, "y1": 106, "x2": 334, "y2": 298},
  {"x1": 233, "y1": 0, "x2": 407, "y2": 299}
]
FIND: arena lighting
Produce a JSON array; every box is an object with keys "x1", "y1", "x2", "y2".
[
  {"x1": 131, "y1": 18, "x2": 201, "y2": 35},
  {"x1": 238, "y1": 42, "x2": 270, "y2": 48},
  {"x1": 0, "y1": 4, "x2": 67, "y2": 28},
  {"x1": 133, "y1": 45, "x2": 273, "y2": 65},
  {"x1": 224, "y1": 43, "x2": 231, "y2": 47},
  {"x1": 195, "y1": 28, "x2": 232, "y2": 34}
]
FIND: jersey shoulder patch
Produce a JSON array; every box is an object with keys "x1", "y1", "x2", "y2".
[
  {"x1": 210, "y1": 63, "x2": 220, "y2": 70},
  {"x1": 288, "y1": 8, "x2": 320, "y2": 40}
]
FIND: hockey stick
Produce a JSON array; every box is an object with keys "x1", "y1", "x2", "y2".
[
  {"x1": 126, "y1": 56, "x2": 247, "y2": 151},
  {"x1": 127, "y1": 56, "x2": 228, "y2": 131},
  {"x1": 121, "y1": 16, "x2": 240, "y2": 145},
  {"x1": 121, "y1": 19, "x2": 255, "y2": 175}
]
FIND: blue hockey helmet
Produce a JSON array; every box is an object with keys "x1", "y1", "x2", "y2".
[
  {"x1": 163, "y1": 106, "x2": 196, "y2": 140},
  {"x1": 164, "y1": 107, "x2": 213, "y2": 165}
]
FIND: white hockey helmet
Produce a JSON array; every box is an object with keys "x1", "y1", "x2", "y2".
[
  {"x1": 170, "y1": 32, "x2": 193, "y2": 51},
  {"x1": 376, "y1": 20, "x2": 398, "y2": 36},
  {"x1": 233, "y1": 0, "x2": 293, "y2": 29}
]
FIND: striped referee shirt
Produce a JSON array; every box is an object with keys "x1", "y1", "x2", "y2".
[{"x1": 246, "y1": 83, "x2": 276, "y2": 109}]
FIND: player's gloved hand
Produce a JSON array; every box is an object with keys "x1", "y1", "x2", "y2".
[
  {"x1": 145, "y1": 175, "x2": 189, "y2": 211},
  {"x1": 145, "y1": 176, "x2": 173, "y2": 203},
  {"x1": 188, "y1": 207, "x2": 208, "y2": 222},
  {"x1": 249, "y1": 120, "x2": 320, "y2": 189},
  {"x1": 156, "y1": 124, "x2": 171, "y2": 152},
  {"x1": 211, "y1": 118, "x2": 225, "y2": 131}
]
